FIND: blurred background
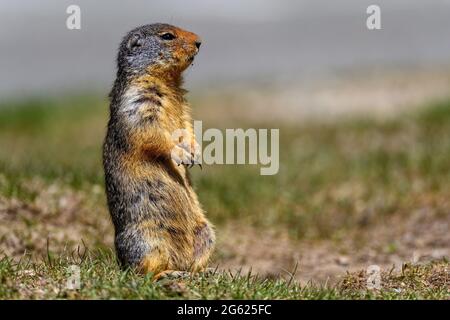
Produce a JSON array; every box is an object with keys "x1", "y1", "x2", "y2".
[
  {"x1": 0, "y1": 0, "x2": 449, "y2": 285},
  {"x1": 1, "y1": 0, "x2": 450, "y2": 96}
]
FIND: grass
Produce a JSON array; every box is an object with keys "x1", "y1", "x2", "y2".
[
  {"x1": 0, "y1": 249, "x2": 447, "y2": 299},
  {"x1": 0, "y1": 94, "x2": 449, "y2": 299}
]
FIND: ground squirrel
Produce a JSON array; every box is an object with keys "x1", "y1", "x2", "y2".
[{"x1": 103, "y1": 23, "x2": 215, "y2": 279}]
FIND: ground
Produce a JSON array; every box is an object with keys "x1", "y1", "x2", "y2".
[{"x1": 0, "y1": 72, "x2": 449, "y2": 299}]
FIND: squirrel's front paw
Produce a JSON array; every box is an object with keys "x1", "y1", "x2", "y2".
[
  {"x1": 171, "y1": 139, "x2": 202, "y2": 168},
  {"x1": 171, "y1": 143, "x2": 201, "y2": 168}
]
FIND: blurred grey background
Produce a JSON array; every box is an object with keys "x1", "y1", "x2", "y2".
[{"x1": 1, "y1": 0, "x2": 450, "y2": 98}]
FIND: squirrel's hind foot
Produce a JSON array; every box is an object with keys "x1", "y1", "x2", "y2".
[
  {"x1": 153, "y1": 270, "x2": 191, "y2": 282},
  {"x1": 153, "y1": 267, "x2": 217, "y2": 282}
]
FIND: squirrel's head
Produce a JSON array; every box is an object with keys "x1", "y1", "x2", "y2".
[{"x1": 117, "y1": 23, "x2": 201, "y2": 83}]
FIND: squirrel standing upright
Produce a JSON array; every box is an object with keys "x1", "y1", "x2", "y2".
[{"x1": 103, "y1": 23, "x2": 215, "y2": 279}]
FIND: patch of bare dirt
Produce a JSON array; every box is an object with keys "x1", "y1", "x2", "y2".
[
  {"x1": 216, "y1": 208, "x2": 449, "y2": 284},
  {"x1": 0, "y1": 179, "x2": 113, "y2": 260}
]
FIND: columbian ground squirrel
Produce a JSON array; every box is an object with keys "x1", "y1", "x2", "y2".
[{"x1": 103, "y1": 23, "x2": 215, "y2": 280}]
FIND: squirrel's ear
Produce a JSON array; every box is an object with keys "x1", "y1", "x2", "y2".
[{"x1": 127, "y1": 33, "x2": 144, "y2": 50}]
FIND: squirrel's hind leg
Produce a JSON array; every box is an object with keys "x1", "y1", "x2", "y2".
[
  {"x1": 191, "y1": 222, "x2": 216, "y2": 271},
  {"x1": 139, "y1": 250, "x2": 170, "y2": 277}
]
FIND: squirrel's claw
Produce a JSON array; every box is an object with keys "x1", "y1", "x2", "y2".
[
  {"x1": 182, "y1": 161, "x2": 202, "y2": 170},
  {"x1": 172, "y1": 143, "x2": 202, "y2": 169}
]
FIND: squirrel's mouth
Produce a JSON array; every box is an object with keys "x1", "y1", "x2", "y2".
[{"x1": 186, "y1": 54, "x2": 196, "y2": 64}]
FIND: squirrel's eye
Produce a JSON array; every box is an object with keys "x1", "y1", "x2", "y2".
[{"x1": 160, "y1": 32, "x2": 176, "y2": 41}]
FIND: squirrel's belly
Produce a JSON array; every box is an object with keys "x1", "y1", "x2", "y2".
[{"x1": 111, "y1": 161, "x2": 214, "y2": 272}]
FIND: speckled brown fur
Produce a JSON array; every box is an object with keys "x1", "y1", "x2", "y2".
[{"x1": 103, "y1": 23, "x2": 215, "y2": 278}]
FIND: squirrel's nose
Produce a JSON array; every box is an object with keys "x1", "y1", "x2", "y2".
[{"x1": 195, "y1": 40, "x2": 202, "y2": 50}]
